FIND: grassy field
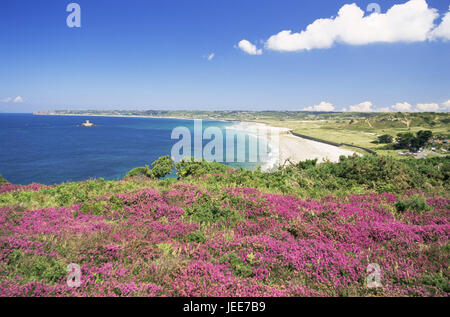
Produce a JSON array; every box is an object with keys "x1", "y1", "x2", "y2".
[{"x1": 260, "y1": 113, "x2": 449, "y2": 156}]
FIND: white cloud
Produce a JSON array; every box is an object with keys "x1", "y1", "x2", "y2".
[
  {"x1": 442, "y1": 99, "x2": 450, "y2": 110},
  {"x1": 265, "y1": 0, "x2": 439, "y2": 52},
  {"x1": 0, "y1": 97, "x2": 12, "y2": 102},
  {"x1": 0, "y1": 96, "x2": 23, "y2": 103},
  {"x1": 238, "y1": 40, "x2": 263, "y2": 55},
  {"x1": 13, "y1": 96, "x2": 24, "y2": 103},
  {"x1": 377, "y1": 107, "x2": 392, "y2": 112},
  {"x1": 303, "y1": 101, "x2": 335, "y2": 112},
  {"x1": 430, "y1": 10, "x2": 450, "y2": 40},
  {"x1": 416, "y1": 103, "x2": 440, "y2": 112},
  {"x1": 207, "y1": 53, "x2": 215, "y2": 61},
  {"x1": 392, "y1": 102, "x2": 413, "y2": 112},
  {"x1": 349, "y1": 101, "x2": 373, "y2": 112}
]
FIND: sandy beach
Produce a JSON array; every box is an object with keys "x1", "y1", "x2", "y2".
[
  {"x1": 278, "y1": 133, "x2": 357, "y2": 164},
  {"x1": 229, "y1": 122, "x2": 357, "y2": 170}
]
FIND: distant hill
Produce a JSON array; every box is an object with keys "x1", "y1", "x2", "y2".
[
  {"x1": 34, "y1": 110, "x2": 449, "y2": 131},
  {"x1": 346, "y1": 112, "x2": 449, "y2": 130},
  {"x1": 33, "y1": 109, "x2": 392, "y2": 121}
]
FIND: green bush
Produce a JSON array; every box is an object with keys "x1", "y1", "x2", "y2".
[
  {"x1": 169, "y1": 155, "x2": 448, "y2": 197},
  {"x1": 150, "y1": 155, "x2": 174, "y2": 179},
  {"x1": 421, "y1": 272, "x2": 450, "y2": 293},
  {"x1": 220, "y1": 252, "x2": 253, "y2": 278},
  {"x1": 0, "y1": 173, "x2": 7, "y2": 184},
  {"x1": 186, "y1": 195, "x2": 242, "y2": 224},
  {"x1": 176, "y1": 158, "x2": 231, "y2": 178},
  {"x1": 290, "y1": 155, "x2": 449, "y2": 194},
  {"x1": 378, "y1": 134, "x2": 393, "y2": 144},
  {"x1": 183, "y1": 231, "x2": 206, "y2": 243},
  {"x1": 6, "y1": 250, "x2": 66, "y2": 284},
  {"x1": 0, "y1": 178, "x2": 154, "y2": 210},
  {"x1": 125, "y1": 156, "x2": 174, "y2": 179},
  {"x1": 109, "y1": 195, "x2": 124, "y2": 211},
  {"x1": 125, "y1": 166, "x2": 151, "y2": 178},
  {"x1": 395, "y1": 195, "x2": 431, "y2": 213},
  {"x1": 395, "y1": 130, "x2": 433, "y2": 151},
  {"x1": 80, "y1": 201, "x2": 106, "y2": 216},
  {"x1": 295, "y1": 159, "x2": 318, "y2": 170}
]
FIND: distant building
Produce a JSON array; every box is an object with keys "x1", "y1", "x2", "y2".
[{"x1": 81, "y1": 120, "x2": 94, "y2": 127}]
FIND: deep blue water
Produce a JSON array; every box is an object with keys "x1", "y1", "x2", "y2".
[{"x1": 0, "y1": 114, "x2": 260, "y2": 185}]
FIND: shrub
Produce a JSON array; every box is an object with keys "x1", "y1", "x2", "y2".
[
  {"x1": 6, "y1": 250, "x2": 66, "y2": 284},
  {"x1": 109, "y1": 195, "x2": 124, "y2": 211},
  {"x1": 80, "y1": 201, "x2": 106, "y2": 216},
  {"x1": 150, "y1": 155, "x2": 174, "y2": 179},
  {"x1": 125, "y1": 156, "x2": 174, "y2": 179},
  {"x1": 0, "y1": 173, "x2": 8, "y2": 185},
  {"x1": 186, "y1": 195, "x2": 242, "y2": 224},
  {"x1": 395, "y1": 195, "x2": 431, "y2": 213},
  {"x1": 183, "y1": 231, "x2": 206, "y2": 243},
  {"x1": 176, "y1": 158, "x2": 231, "y2": 178},
  {"x1": 125, "y1": 166, "x2": 151, "y2": 178},
  {"x1": 295, "y1": 159, "x2": 318, "y2": 170},
  {"x1": 395, "y1": 130, "x2": 433, "y2": 151},
  {"x1": 378, "y1": 134, "x2": 393, "y2": 144},
  {"x1": 219, "y1": 252, "x2": 253, "y2": 278},
  {"x1": 156, "y1": 243, "x2": 174, "y2": 255},
  {"x1": 421, "y1": 273, "x2": 450, "y2": 293}
]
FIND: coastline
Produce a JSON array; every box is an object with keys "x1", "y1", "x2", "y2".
[
  {"x1": 226, "y1": 121, "x2": 358, "y2": 171},
  {"x1": 35, "y1": 113, "x2": 358, "y2": 170},
  {"x1": 33, "y1": 112, "x2": 236, "y2": 123}
]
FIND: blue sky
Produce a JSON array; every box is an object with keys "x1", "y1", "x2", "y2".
[{"x1": 0, "y1": 0, "x2": 449, "y2": 112}]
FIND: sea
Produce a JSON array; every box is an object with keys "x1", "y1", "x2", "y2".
[{"x1": 0, "y1": 113, "x2": 271, "y2": 185}]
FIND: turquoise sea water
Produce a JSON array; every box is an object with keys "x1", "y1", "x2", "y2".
[{"x1": 0, "y1": 114, "x2": 264, "y2": 185}]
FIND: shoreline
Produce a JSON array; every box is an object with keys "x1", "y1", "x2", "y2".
[
  {"x1": 33, "y1": 112, "x2": 236, "y2": 123},
  {"x1": 34, "y1": 113, "x2": 358, "y2": 170},
  {"x1": 226, "y1": 121, "x2": 358, "y2": 171}
]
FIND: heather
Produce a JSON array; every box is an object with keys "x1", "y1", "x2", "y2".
[{"x1": 0, "y1": 156, "x2": 449, "y2": 297}]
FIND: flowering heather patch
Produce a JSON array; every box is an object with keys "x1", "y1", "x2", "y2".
[
  {"x1": 0, "y1": 180, "x2": 448, "y2": 297},
  {"x1": 0, "y1": 183, "x2": 50, "y2": 194}
]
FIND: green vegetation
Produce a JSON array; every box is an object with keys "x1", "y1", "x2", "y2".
[
  {"x1": 125, "y1": 166, "x2": 151, "y2": 178},
  {"x1": 394, "y1": 130, "x2": 433, "y2": 151},
  {"x1": 1, "y1": 155, "x2": 448, "y2": 213},
  {"x1": 259, "y1": 112, "x2": 449, "y2": 156},
  {"x1": 0, "y1": 174, "x2": 7, "y2": 184},
  {"x1": 80, "y1": 201, "x2": 107, "y2": 216},
  {"x1": 176, "y1": 155, "x2": 449, "y2": 198},
  {"x1": 125, "y1": 155, "x2": 174, "y2": 179},
  {"x1": 378, "y1": 134, "x2": 393, "y2": 144},
  {"x1": 150, "y1": 155, "x2": 174, "y2": 179},
  {"x1": 0, "y1": 178, "x2": 157, "y2": 210},
  {"x1": 183, "y1": 231, "x2": 206, "y2": 244},
  {"x1": 175, "y1": 157, "x2": 231, "y2": 178},
  {"x1": 186, "y1": 194, "x2": 242, "y2": 224},
  {"x1": 6, "y1": 250, "x2": 66, "y2": 284},
  {"x1": 421, "y1": 273, "x2": 450, "y2": 293},
  {"x1": 1, "y1": 154, "x2": 449, "y2": 297},
  {"x1": 395, "y1": 195, "x2": 431, "y2": 213},
  {"x1": 220, "y1": 252, "x2": 253, "y2": 278}
]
